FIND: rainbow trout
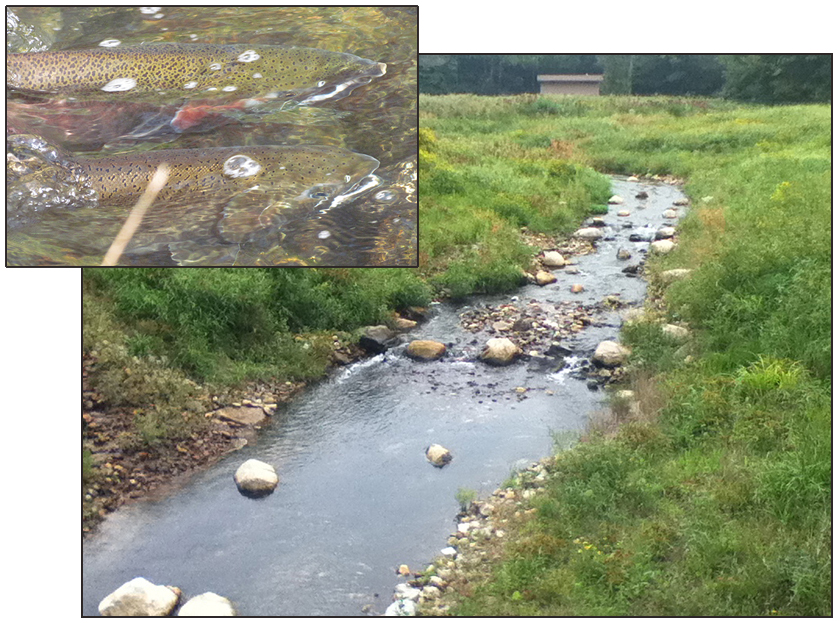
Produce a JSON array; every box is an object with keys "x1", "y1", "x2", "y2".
[
  {"x1": 7, "y1": 134, "x2": 381, "y2": 264},
  {"x1": 7, "y1": 43, "x2": 386, "y2": 132}
]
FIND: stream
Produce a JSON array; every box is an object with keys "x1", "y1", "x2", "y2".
[{"x1": 81, "y1": 176, "x2": 687, "y2": 615}]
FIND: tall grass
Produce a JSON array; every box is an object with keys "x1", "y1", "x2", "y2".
[
  {"x1": 421, "y1": 94, "x2": 831, "y2": 617},
  {"x1": 84, "y1": 268, "x2": 432, "y2": 385},
  {"x1": 419, "y1": 105, "x2": 612, "y2": 297}
]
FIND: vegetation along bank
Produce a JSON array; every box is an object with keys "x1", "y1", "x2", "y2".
[{"x1": 413, "y1": 94, "x2": 830, "y2": 616}]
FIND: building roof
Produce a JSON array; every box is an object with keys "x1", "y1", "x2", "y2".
[{"x1": 537, "y1": 74, "x2": 604, "y2": 83}]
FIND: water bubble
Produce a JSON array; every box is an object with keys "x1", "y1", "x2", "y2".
[
  {"x1": 237, "y1": 50, "x2": 260, "y2": 63},
  {"x1": 209, "y1": 63, "x2": 222, "y2": 71},
  {"x1": 222, "y1": 85, "x2": 237, "y2": 92},
  {"x1": 139, "y1": 7, "x2": 161, "y2": 14},
  {"x1": 99, "y1": 39, "x2": 121, "y2": 47},
  {"x1": 189, "y1": 34, "x2": 198, "y2": 40},
  {"x1": 318, "y1": 230, "x2": 331, "y2": 239},
  {"x1": 375, "y1": 190, "x2": 396, "y2": 201},
  {"x1": 101, "y1": 77, "x2": 137, "y2": 92},
  {"x1": 223, "y1": 155, "x2": 262, "y2": 179},
  {"x1": 183, "y1": 81, "x2": 198, "y2": 89},
  {"x1": 317, "y1": 80, "x2": 327, "y2": 87},
  {"x1": 252, "y1": 72, "x2": 263, "y2": 79}
]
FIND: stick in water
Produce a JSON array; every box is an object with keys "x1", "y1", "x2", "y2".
[{"x1": 100, "y1": 162, "x2": 170, "y2": 266}]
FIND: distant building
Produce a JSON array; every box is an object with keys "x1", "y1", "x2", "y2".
[{"x1": 537, "y1": 74, "x2": 604, "y2": 96}]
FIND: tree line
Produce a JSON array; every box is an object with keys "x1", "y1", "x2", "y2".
[{"x1": 419, "y1": 54, "x2": 831, "y2": 104}]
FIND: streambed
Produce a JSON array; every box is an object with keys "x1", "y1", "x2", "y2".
[{"x1": 81, "y1": 176, "x2": 688, "y2": 615}]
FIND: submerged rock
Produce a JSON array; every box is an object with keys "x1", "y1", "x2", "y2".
[
  {"x1": 177, "y1": 592, "x2": 236, "y2": 616},
  {"x1": 98, "y1": 577, "x2": 180, "y2": 617},
  {"x1": 234, "y1": 459, "x2": 279, "y2": 497}
]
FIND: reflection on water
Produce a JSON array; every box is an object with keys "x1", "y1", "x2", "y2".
[{"x1": 6, "y1": 6, "x2": 417, "y2": 266}]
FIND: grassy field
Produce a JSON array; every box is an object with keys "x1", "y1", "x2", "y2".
[{"x1": 420, "y1": 94, "x2": 831, "y2": 616}]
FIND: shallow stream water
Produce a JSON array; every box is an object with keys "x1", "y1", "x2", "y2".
[{"x1": 81, "y1": 176, "x2": 687, "y2": 615}]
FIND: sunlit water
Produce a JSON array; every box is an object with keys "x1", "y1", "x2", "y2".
[
  {"x1": 82, "y1": 177, "x2": 687, "y2": 615},
  {"x1": 6, "y1": 6, "x2": 417, "y2": 266}
]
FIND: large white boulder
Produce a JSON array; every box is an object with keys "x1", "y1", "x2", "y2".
[
  {"x1": 479, "y1": 337, "x2": 522, "y2": 366},
  {"x1": 592, "y1": 341, "x2": 630, "y2": 368},
  {"x1": 98, "y1": 577, "x2": 180, "y2": 616},
  {"x1": 178, "y1": 592, "x2": 236, "y2": 616},
  {"x1": 234, "y1": 459, "x2": 279, "y2": 497},
  {"x1": 406, "y1": 340, "x2": 447, "y2": 361},
  {"x1": 384, "y1": 599, "x2": 418, "y2": 616}
]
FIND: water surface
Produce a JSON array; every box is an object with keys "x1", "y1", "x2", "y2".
[{"x1": 6, "y1": 6, "x2": 417, "y2": 266}]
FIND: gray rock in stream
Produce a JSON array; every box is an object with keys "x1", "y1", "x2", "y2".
[{"x1": 359, "y1": 325, "x2": 398, "y2": 353}]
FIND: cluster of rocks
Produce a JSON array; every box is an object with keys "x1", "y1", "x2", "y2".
[
  {"x1": 459, "y1": 300, "x2": 594, "y2": 357},
  {"x1": 386, "y1": 459, "x2": 556, "y2": 616},
  {"x1": 98, "y1": 577, "x2": 235, "y2": 616}
]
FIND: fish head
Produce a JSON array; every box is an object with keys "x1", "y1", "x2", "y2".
[
  {"x1": 290, "y1": 146, "x2": 381, "y2": 209},
  {"x1": 288, "y1": 49, "x2": 387, "y2": 105},
  {"x1": 217, "y1": 145, "x2": 380, "y2": 246}
]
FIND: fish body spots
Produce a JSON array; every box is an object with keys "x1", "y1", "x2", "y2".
[
  {"x1": 7, "y1": 44, "x2": 386, "y2": 103},
  {"x1": 76, "y1": 145, "x2": 380, "y2": 206}
]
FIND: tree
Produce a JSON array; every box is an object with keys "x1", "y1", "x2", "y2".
[{"x1": 720, "y1": 55, "x2": 831, "y2": 103}]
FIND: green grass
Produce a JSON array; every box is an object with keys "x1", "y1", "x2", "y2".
[
  {"x1": 84, "y1": 268, "x2": 432, "y2": 386},
  {"x1": 83, "y1": 267, "x2": 433, "y2": 448},
  {"x1": 421, "y1": 94, "x2": 831, "y2": 617}
]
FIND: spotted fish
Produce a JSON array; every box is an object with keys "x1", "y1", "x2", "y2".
[
  {"x1": 7, "y1": 43, "x2": 386, "y2": 133},
  {"x1": 7, "y1": 135, "x2": 381, "y2": 265}
]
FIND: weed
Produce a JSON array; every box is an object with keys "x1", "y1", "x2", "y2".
[{"x1": 455, "y1": 487, "x2": 477, "y2": 512}]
